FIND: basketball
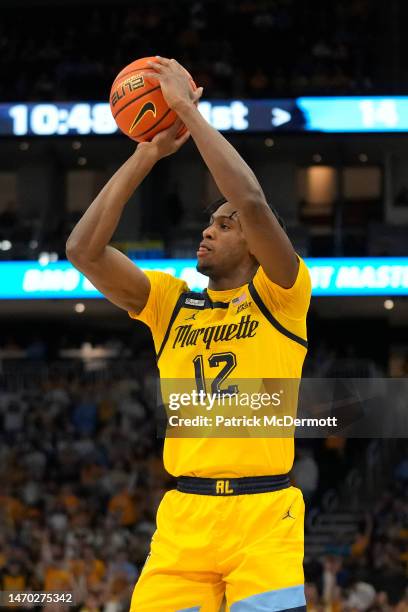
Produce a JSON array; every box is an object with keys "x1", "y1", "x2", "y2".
[{"x1": 109, "y1": 56, "x2": 197, "y2": 142}]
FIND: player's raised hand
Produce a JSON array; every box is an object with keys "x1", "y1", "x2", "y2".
[
  {"x1": 145, "y1": 57, "x2": 204, "y2": 112},
  {"x1": 139, "y1": 118, "x2": 190, "y2": 159}
]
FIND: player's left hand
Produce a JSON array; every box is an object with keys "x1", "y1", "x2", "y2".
[
  {"x1": 138, "y1": 118, "x2": 190, "y2": 159},
  {"x1": 145, "y1": 57, "x2": 203, "y2": 112}
]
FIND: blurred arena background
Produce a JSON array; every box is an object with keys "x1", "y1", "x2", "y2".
[{"x1": 0, "y1": 0, "x2": 407, "y2": 610}]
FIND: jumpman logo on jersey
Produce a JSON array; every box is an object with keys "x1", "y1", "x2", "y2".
[
  {"x1": 184, "y1": 311, "x2": 198, "y2": 321},
  {"x1": 282, "y1": 503, "x2": 295, "y2": 520}
]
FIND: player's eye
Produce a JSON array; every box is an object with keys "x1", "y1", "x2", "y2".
[{"x1": 221, "y1": 223, "x2": 229, "y2": 230}]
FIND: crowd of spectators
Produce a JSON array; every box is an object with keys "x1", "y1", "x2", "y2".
[
  {"x1": 304, "y1": 476, "x2": 408, "y2": 611},
  {"x1": 1, "y1": 0, "x2": 379, "y2": 102},
  {"x1": 0, "y1": 337, "x2": 406, "y2": 610},
  {"x1": 0, "y1": 355, "x2": 166, "y2": 611}
]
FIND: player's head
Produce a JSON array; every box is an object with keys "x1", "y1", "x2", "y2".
[{"x1": 197, "y1": 196, "x2": 286, "y2": 280}]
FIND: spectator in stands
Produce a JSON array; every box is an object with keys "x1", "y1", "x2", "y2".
[
  {"x1": 292, "y1": 446, "x2": 319, "y2": 503},
  {"x1": 395, "y1": 587, "x2": 408, "y2": 612},
  {"x1": 345, "y1": 576, "x2": 377, "y2": 610},
  {"x1": 108, "y1": 487, "x2": 139, "y2": 528},
  {"x1": 0, "y1": 560, "x2": 30, "y2": 593},
  {"x1": 41, "y1": 540, "x2": 75, "y2": 593},
  {"x1": 72, "y1": 391, "x2": 98, "y2": 436}
]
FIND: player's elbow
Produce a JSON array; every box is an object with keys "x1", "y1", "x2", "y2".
[
  {"x1": 66, "y1": 237, "x2": 86, "y2": 267},
  {"x1": 66, "y1": 237, "x2": 104, "y2": 272},
  {"x1": 66, "y1": 236, "x2": 78, "y2": 261}
]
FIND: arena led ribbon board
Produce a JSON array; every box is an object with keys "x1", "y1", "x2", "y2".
[
  {"x1": 2, "y1": 97, "x2": 408, "y2": 135},
  {"x1": 0, "y1": 258, "x2": 407, "y2": 299}
]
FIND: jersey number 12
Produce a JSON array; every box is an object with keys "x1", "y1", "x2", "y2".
[{"x1": 193, "y1": 351, "x2": 238, "y2": 395}]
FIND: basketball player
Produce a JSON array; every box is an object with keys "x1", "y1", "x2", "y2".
[{"x1": 67, "y1": 57, "x2": 311, "y2": 611}]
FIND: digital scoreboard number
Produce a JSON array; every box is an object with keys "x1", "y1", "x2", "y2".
[{"x1": 6, "y1": 103, "x2": 118, "y2": 136}]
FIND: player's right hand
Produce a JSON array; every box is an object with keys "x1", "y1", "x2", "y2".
[{"x1": 138, "y1": 118, "x2": 191, "y2": 159}]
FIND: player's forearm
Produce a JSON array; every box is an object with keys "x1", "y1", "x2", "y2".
[
  {"x1": 177, "y1": 102, "x2": 266, "y2": 209},
  {"x1": 66, "y1": 146, "x2": 157, "y2": 263}
]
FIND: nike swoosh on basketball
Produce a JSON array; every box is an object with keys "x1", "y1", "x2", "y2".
[{"x1": 129, "y1": 101, "x2": 156, "y2": 133}]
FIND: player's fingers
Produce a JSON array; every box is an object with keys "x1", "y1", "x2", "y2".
[
  {"x1": 172, "y1": 118, "x2": 184, "y2": 130},
  {"x1": 193, "y1": 87, "x2": 204, "y2": 103},
  {"x1": 175, "y1": 129, "x2": 191, "y2": 147},
  {"x1": 171, "y1": 58, "x2": 188, "y2": 72},
  {"x1": 157, "y1": 118, "x2": 182, "y2": 140},
  {"x1": 157, "y1": 122, "x2": 174, "y2": 138},
  {"x1": 154, "y1": 56, "x2": 170, "y2": 65},
  {"x1": 143, "y1": 71, "x2": 161, "y2": 81},
  {"x1": 174, "y1": 61, "x2": 191, "y2": 77},
  {"x1": 146, "y1": 61, "x2": 164, "y2": 73},
  {"x1": 168, "y1": 118, "x2": 183, "y2": 136}
]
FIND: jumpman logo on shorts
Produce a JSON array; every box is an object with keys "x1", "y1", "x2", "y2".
[{"x1": 282, "y1": 503, "x2": 295, "y2": 520}]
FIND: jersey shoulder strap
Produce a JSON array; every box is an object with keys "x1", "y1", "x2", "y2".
[{"x1": 157, "y1": 290, "x2": 207, "y2": 360}]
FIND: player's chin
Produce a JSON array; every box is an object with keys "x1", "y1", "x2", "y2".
[{"x1": 196, "y1": 260, "x2": 212, "y2": 276}]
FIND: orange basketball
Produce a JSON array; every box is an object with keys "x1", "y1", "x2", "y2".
[{"x1": 109, "y1": 56, "x2": 196, "y2": 142}]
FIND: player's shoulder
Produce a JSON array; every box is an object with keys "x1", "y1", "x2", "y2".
[
  {"x1": 251, "y1": 254, "x2": 311, "y2": 319},
  {"x1": 144, "y1": 269, "x2": 190, "y2": 293},
  {"x1": 253, "y1": 254, "x2": 310, "y2": 291},
  {"x1": 128, "y1": 270, "x2": 190, "y2": 326}
]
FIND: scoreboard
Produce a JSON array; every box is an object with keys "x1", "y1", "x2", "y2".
[{"x1": 2, "y1": 97, "x2": 408, "y2": 136}]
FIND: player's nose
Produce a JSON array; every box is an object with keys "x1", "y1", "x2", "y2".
[{"x1": 202, "y1": 225, "x2": 215, "y2": 240}]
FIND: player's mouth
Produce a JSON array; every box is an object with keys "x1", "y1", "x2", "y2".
[{"x1": 197, "y1": 242, "x2": 212, "y2": 257}]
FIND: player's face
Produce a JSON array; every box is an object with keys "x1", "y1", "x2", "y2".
[{"x1": 197, "y1": 202, "x2": 251, "y2": 278}]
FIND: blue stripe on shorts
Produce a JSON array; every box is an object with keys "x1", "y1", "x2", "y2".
[{"x1": 231, "y1": 584, "x2": 306, "y2": 611}]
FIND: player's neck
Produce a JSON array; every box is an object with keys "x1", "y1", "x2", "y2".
[{"x1": 207, "y1": 264, "x2": 258, "y2": 291}]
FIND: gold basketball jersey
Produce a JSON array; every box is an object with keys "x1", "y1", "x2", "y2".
[{"x1": 129, "y1": 256, "x2": 311, "y2": 477}]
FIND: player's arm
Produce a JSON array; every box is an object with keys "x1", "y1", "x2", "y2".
[
  {"x1": 66, "y1": 121, "x2": 191, "y2": 313},
  {"x1": 146, "y1": 58, "x2": 298, "y2": 289}
]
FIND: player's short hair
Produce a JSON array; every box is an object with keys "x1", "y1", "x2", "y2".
[
  {"x1": 204, "y1": 196, "x2": 229, "y2": 216},
  {"x1": 205, "y1": 196, "x2": 287, "y2": 232}
]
